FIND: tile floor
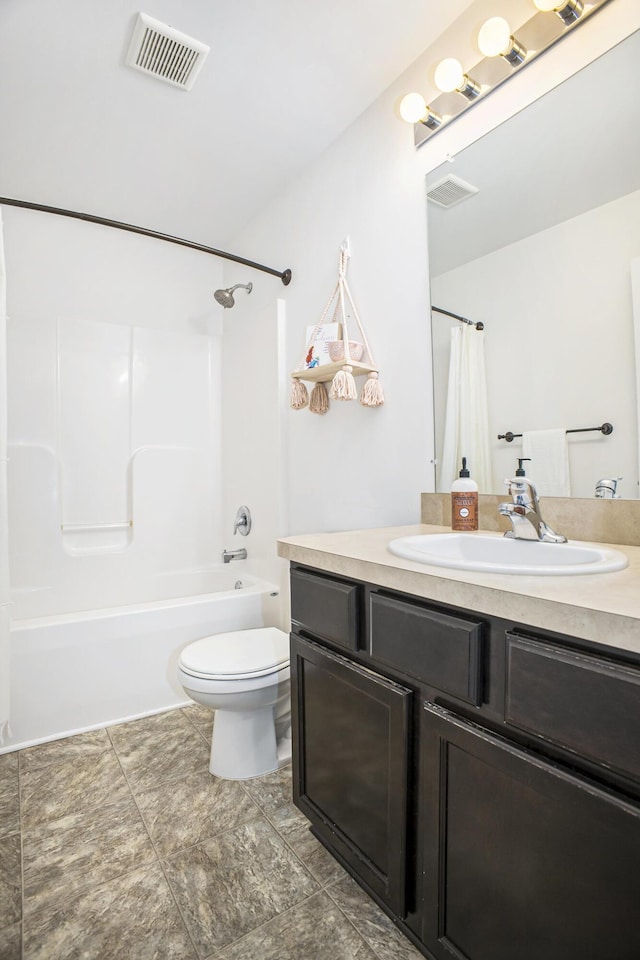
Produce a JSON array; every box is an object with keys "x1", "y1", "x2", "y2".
[{"x1": 0, "y1": 704, "x2": 423, "y2": 960}]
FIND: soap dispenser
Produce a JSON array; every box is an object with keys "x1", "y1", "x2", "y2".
[
  {"x1": 515, "y1": 458, "x2": 531, "y2": 477},
  {"x1": 451, "y1": 457, "x2": 478, "y2": 531}
]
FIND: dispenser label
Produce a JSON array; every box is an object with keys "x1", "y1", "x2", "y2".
[{"x1": 452, "y1": 494, "x2": 478, "y2": 531}]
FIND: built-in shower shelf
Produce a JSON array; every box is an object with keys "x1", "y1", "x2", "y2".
[{"x1": 290, "y1": 360, "x2": 377, "y2": 384}]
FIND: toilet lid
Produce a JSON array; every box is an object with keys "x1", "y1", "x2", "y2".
[{"x1": 179, "y1": 627, "x2": 289, "y2": 680}]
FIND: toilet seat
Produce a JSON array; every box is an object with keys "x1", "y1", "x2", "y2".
[{"x1": 178, "y1": 626, "x2": 289, "y2": 681}]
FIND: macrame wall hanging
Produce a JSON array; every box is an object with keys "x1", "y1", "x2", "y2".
[{"x1": 289, "y1": 244, "x2": 384, "y2": 415}]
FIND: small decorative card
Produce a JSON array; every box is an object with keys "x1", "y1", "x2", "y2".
[{"x1": 304, "y1": 323, "x2": 342, "y2": 367}]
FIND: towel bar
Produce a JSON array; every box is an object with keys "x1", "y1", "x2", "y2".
[{"x1": 498, "y1": 423, "x2": 613, "y2": 443}]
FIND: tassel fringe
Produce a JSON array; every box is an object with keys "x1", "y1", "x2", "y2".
[
  {"x1": 330, "y1": 364, "x2": 357, "y2": 401},
  {"x1": 289, "y1": 379, "x2": 309, "y2": 410},
  {"x1": 309, "y1": 382, "x2": 329, "y2": 415},
  {"x1": 360, "y1": 372, "x2": 384, "y2": 407}
]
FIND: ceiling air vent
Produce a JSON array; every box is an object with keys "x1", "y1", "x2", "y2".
[
  {"x1": 126, "y1": 13, "x2": 210, "y2": 91},
  {"x1": 427, "y1": 175, "x2": 479, "y2": 208}
]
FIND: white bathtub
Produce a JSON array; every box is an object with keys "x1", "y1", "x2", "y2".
[{"x1": 2, "y1": 572, "x2": 280, "y2": 753}]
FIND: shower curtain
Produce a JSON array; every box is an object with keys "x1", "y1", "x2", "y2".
[
  {"x1": 0, "y1": 208, "x2": 10, "y2": 742},
  {"x1": 438, "y1": 323, "x2": 492, "y2": 493}
]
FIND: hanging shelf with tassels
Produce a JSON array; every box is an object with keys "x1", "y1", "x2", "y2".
[{"x1": 289, "y1": 243, "x2": 384, "y2": 414}]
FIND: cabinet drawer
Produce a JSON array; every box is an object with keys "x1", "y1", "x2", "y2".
[
  {"x1": 290, "y1": 567, "x2": 360, "y2": 651},
  {"x1": 369, "y1": 592, "x2": 483, "y2": 705},
  {"x1": 506, "y1": 633, "x2": 640, "y2": 781}
]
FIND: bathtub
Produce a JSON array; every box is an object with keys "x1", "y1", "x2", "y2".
[{"x1": 2, "y1": 572, "x2": 281, "y2": 753}]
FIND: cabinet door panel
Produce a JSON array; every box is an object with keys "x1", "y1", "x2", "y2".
[
  {"x1": 291, "y1": 633, "x2": 411, "y2": 916},
  {"x1": 422, "y1": 703, "x2": 640, "y2": 960},
  {"x1": 506, "y1": 632, "x2": 640, "y2": 780}
]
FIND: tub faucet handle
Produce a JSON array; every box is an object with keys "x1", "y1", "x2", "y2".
[{"x1": 233, "y1": 505, "x2": 252, "y2": 536}]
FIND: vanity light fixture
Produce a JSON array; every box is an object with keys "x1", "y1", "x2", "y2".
[
  {"x1": 533, "y1": 0, "x2": 584, "y2": 25},
  {"x1": 477, "y1": 17, "x2": 527, "y2": 66},
  {"x1": 400, "y1": 0, "x2": 610, "y2": 148}
]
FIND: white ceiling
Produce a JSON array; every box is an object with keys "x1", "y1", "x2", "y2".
[{"x1": 0, "y1": 0, "x2": 470, "y2": 249}]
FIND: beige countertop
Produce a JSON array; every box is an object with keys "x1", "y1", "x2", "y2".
[{"x1": 277, "y1": 524, "x2": 640, "y2": 656}]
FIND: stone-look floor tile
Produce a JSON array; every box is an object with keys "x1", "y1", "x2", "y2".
[
  {"x1": 327, "y1": 874, "x2": 424, "y2": 960},
  {"x1": 23, "y1": 796, "x2": 157, "y2": 915},
  {"x1": 0, "y1": 752, "x2": 20, "y2": 839},
  {"x1": 22, "y1": 863, "x2": 197, "y2": 960},
  {"x1": 135, "y1": 769, "x2": 259, "y2": 858},
  {"x1": 241, "y1": 763, "x2": 293, "y2": 815},
  {"x1": 181, "y1": 702, "x2": 215, "y2": 727},
  {"x1": 20, "y1": 749, "x2": 131, "y2": 829},
  {"x1": 108, "y1": 710, "x2": 210, "y2": 792},
  {"x1": 268, "y1": 803, "x2": 346, "y2": 886},
  {"x1": 0, "y1": 834, "x2": 22, "y2": 927},
  {"x1": 163, "y1": 815, "x2": 318, "y2": 956},
  {"x1": 19, "y1": 729, "x2": 112, "y2": 774},
  {"x1": 216, "y1": 890, "x2": 378, "y2": 960},
  {"x1": 0, "y1": 921, "x2": 22, "y2": 960},
  {"x1": 180, "y1": 704, "x2": 214, "y2": 747}
]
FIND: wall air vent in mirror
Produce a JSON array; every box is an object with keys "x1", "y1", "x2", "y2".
[
  {"x1": 427, "y1": 175, "x2": 479, "y2": 208},
  {"x1": 126, "y1": 13, "x2": 210, "y2": 91}
]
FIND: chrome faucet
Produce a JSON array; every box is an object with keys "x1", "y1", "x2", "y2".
[
  {"x1": 595, "y1": 477, "x2": 622, "y2": 499},
  {"x1": 222, "y1": 547, "x2": 247, "y2": 564},
  {"x1": 498, "y1": 477, "x2": 567, "y2": 543}
]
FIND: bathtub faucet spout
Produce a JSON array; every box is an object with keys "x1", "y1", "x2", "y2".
[{"x1": 222, "y1": 548, "x2": 247, "y2": 563}]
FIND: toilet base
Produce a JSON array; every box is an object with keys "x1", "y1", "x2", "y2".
[
  {"x1": 210, "y1": 706, "x2": 278, "y2": 780},
  {"x1": 277, "y1": 726, "x2": 292, "y2": 768}
]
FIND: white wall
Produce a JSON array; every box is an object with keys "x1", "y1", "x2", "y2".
[
  {"x1": 432, "y1": 190, "x2": 640, "y2": 499},
  {"x1": 4, "y1": 205, "x2": 225, "y2": 618},
  {"x1": 226, "y1": 0, "x2": 640, "y2": 538}
]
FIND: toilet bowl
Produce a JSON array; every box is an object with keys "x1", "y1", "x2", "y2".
[{"x1": 177, "y1": 626, "x2": 291, "y2": 780}]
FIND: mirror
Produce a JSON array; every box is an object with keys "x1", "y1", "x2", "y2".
[{"x1": 427, "y1": 29, "x2": 640, "y2": 499}]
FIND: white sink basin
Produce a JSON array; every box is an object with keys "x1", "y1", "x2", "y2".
[{"x1": 388, "y1": 533, "x2": 628, "y2": 576}]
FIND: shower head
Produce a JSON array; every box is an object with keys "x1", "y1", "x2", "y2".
[{"x1": 214, "y1": 282, "x2": 253, "y2": 308}]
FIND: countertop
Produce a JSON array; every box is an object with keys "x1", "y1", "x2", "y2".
[{"x1": 277, "y1": 524, "x2": 640, "y2": 656}]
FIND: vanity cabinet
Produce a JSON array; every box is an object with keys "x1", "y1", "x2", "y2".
[{"x1": 289, "y1": 563, "x2": 640, "y2": 960}]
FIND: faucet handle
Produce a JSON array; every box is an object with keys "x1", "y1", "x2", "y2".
[
  {"x1": 233, "y1": 505, "x2": 252, "y2": 536},
  {"x1": 504, "y1": 476, "x2": 539, "y2": 506}
]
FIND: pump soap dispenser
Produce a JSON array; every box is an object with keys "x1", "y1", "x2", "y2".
[{"x1": 451, "y1": 457, "x2": 479, "y2": 531}]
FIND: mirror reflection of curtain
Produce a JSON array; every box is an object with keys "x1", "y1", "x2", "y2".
[
  {"x1": 0, "y1": 208, "x2": 10, "y2": 741},
  {"x1": 438, "y1": 324, "x2": 492, "y2": 493},
  {"x1": 631, "y1": 256, "x2": 640, "y2": 497}
]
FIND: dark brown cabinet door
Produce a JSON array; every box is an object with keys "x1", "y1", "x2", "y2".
[
  {"x1": 291, "y1": 633, "x2": 411, "y2": 916},
  {"x1": 422, "y1": 703, "x2": 640, "y2": 960}
]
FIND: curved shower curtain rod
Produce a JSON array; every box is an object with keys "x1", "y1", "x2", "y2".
[
  {"x1": 0, "y1": 196, "x2": 292, "y2": 286},
  {"x1": 432, "y1": 305, "x2": 484, "y2": 331}
]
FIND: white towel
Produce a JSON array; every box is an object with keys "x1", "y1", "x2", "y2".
[{"x1": 522, "y1": 429, "x2": 571, "y2": 497}]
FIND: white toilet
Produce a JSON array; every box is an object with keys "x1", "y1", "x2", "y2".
[{"x1": 177, "y1": 626, "x2": 291, "y2": 780}]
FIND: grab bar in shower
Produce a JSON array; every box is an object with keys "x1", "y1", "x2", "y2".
[{"x1": 60, "y1": 521, "x2": 133, "y2": 531}]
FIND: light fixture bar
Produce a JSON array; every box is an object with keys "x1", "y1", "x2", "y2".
[{"x1": 403, "y1": 0, "x2": 612, "y2": 148}]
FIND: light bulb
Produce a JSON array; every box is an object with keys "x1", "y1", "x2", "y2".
[
  {"x1": 533, "y1": 0, "x2": 583, "y2": 22},
  {"x1": 478, "y1": 17, "x2": 512, "y2": 57},
  {"x1": 434, "y1": 58, "x2": 465, "y2": 93},
  {"x1": 399, "y1": 92, "x2": 427, "y2": 123}
]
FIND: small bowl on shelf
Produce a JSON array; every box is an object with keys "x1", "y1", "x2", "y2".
[{"x1": 327, "y1": 340, "x2": 364, "y2": 362}]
